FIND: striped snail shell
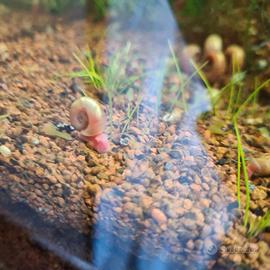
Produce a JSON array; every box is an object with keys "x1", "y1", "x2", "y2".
[{"x1": 70, "y1": 96, "x2": 105, "y2": 137}]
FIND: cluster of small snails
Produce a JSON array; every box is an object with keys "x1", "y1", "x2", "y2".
[
  {"x1": 181, "y1": 34, "x2": 245, "y2": 84},
  {"x1": 70, "y1": 96, "x2": 110, "y2": 153}
]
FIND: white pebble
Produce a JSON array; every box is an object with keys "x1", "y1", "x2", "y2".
[{"x1": 0, "y1": 145, "x2": 11, "y2": 157}]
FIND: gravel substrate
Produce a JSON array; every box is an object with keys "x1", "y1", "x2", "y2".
[{"x1": 0, "y1": 9, "x2": 269, "y2": 270}]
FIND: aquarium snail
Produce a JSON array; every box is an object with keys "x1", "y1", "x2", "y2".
[
  {"x1": 181, "y1": 44, "x2": 201, "y2": 73},
  {"x1": 204, "y1": 51, "x2": 226, "y2": 82},
  {"x1": 225, "y1": 44, "x2": 245, "y2": 70},
  {"x1": 247, "y1": 155, "x2": 270, "y2": 178},
  {"x1": 182, "y1": 44, "x2": 201, "y2": 61},
  {"x1": 70, "y1": 96, "x2": 109, "y2": 153},
  {"x1": 181, "y1": 34, "x2": 245, "y2": 83}
]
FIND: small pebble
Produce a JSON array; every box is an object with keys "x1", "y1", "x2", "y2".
[
  {"x1": 0, "y1": 145, "x2": 11, "y2": 157},
  {"x1": 169, "y1": 150, "x2": 182, "y2": 159},
  {"x1": 31, "y1": 138, "x2": 40, "y2": 145},
  {"x1": 151, "y1": 208, "x2": 167, "y2": 225},
  {"x1": 120, "y1": 136, "x2": 129, "y2": 146},
  {"x1": 252, "y1": 188, "x2": 267, "y2": 200}
]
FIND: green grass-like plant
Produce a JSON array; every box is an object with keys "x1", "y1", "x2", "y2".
[
  {"x1": 247, "y1": 210, "x2": 270, "y2": 238},
  {"x1": 191, "y1": 60, "x2": 217, "y2": 113},
  {"x1": 194, "y1": 55, "x2": 270, "y2": 231},
  {"x1": 167, "y1": 41, "x2": 209, "y2": 113},
  {"x1": 233, "y1": 78, "x2": 270, "y2": 226},
  {"x1": 121, "y1": 92, "x2": 143, "y2": 136},
  {"x1": 233, "y1": 118, "x2": 250, "y2": 225},
  {"x1": 168, "y1": 40, "x2": 188, "y2": 112},
  {"x1": 93, "y1": 0, "x2": 107, "y2": 19},
  {"x1": 71, "y1": 43, "x2": 143, "y2": 132}
]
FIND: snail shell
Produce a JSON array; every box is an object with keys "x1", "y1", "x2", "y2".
[
  {"x1": 204, "y1": 51, "x2": 226, "y2": 81},
  {"x1": 204, "y1": 34, "x2": 223, "y2": 55},
  {"x1": 225, "y1": 45, "x2": 245, "y2": 70},
  {"x1": 181, "y1": 44, "x2": 201, "y2": 74},
  {"x1": 249, "y1": 155, "x2": 270, "y2": 177},
  {"x1": 182, "y1": 44, "x2": 201, "y2": 62},
  {"x1": 70, "y1": 96, "x2": 105, "y2": 137}
]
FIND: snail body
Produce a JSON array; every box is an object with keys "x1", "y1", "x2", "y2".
[{"x1": 70, "y1": 96, "x2": 109, "y2": 153}]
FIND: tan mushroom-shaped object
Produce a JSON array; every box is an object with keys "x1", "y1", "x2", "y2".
[
  {"x1": 225, "y1": 44, "x2": 245, "y2": 70},
  {"x1": 70, "y1": 96, "x2": 109, "y2": 153}
]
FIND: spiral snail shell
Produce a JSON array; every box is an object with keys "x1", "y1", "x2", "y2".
[
  {"x1": 70, "y1": 96, "x2": 105, "y2": 137},
  {"x1": 204, "y1": 51, "x2": 226, "y2": 82},
  {"x1": 70, "y1": 96, "x2": 109, "y2": 153}
]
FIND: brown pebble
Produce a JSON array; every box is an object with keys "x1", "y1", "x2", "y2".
[
  {"x1": 229, "y1": 254, "x2": 242, "y2": 264},
  {"x1": 57, "y1": 197, "x2": 65, "y2": 207},
  {"x1": 190, "y1": 183, "x2": 201, "y2": 193},
  {"x1": 140, "y1": 195, "x2": 153, "y2": 209},
  {"x1": 200, "y1": 198, "x2": 210, "y2": 208},
  {"x1": 186, "y1": 239, "x2": 194, "y2": 250},
  {"x1": 183, "y1": 199, "x2": 192, "y2": 210},
  {"x1": 151, "y1": 208, "x2": 167, "y2": 225},
  {"x1": 251, "y1": 188, "x2": 267, "y2": 200}
]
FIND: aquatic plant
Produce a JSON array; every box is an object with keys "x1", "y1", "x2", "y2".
[
  {"x1": 72, "y1": 43, "x2": 143, "y2": 135},
  {"x1": 167, "y1": 41, "x2": 210, "y2": 114},
  {"x1": 92, "y1": 0, "x2": 107, "y2": 19},
  {"x1": 233, "y1": 118, "x2": 250, "y2": 225},
  {"x1": 191, "y1": 61, "x2": 216, "y2": 112},
  {"x1": 233, "y1": 78, "x2": 270, "y2": 226},
  {"x1": 70, "y1": 96, "x2": 109, "y2": 153},
  {"x1": 72, "y1": 50, "x2": 105, "y2": 90},
  {"x1": 120, "y1": 92, "x2": 143, "y2": 136},
  {"x1": 41, "y1": 0, "x2": 85, "y2": 12},
  {"x1": 247, "y1": 210, "x2": 270, "y2": 238},
  {"x1": 180, "y1": 0, "x2": 204, "y2": 17},
  {"x1": 195, "y1": 47, "x2": 270, "y2": 229},
  {"x1": 168, "y1": 40, "x2": 188, "y2": 112}
]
